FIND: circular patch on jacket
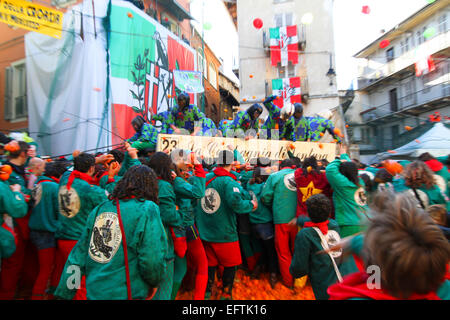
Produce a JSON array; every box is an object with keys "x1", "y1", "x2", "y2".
[
  {"x1": 324, "y1": 230, "x2": 342, "y2": 259},
  {"x1": 201, "y1": 188, "x2": 221, "y2": 214},
  {"x1": 32, "y1": 184, "x2": 43, "y2": 207},
  {"x1": 88, "y1": 212, "x2": 122, "y2": 264},
  {"x1": 354, "y1": 187, "x2": 367, "y2": 206},
  {"x1": 58, "y1": 186, "x2": 81, "y2": 218},
  {"x1": 283, "y1": 172, "x2": 297, "y2": 192}
]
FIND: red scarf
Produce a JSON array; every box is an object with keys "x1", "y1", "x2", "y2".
[
  {"x1": 304, "y1": 220, "x2": 329, "y2": 235},
  {"x1": 194, "y1": 164, "x2": 206, "y2": 178},
  {"x1": 327, "y1": 271, "x2": 441, "y2": 300},
  {"x1": 212, "y1": 167, "x2": 237, "y2": 180},
  {"x1": 425, "y1": 159, "x2": 444, "y2": 172},
  {"x1": 67, "y1": 170, "x2": 95, "y2": 190}
]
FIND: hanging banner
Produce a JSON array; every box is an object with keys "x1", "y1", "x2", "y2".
[
  {"x1": 109, "y1": 0, "x2": 197, "y2": 146},
  {"x1": 173, "y1": 70, "x2": 204, "y2": 93},
  {"x1": 157, "y1": 134, "x2": 336, "y2": 163},
  {"x1": 272, "y1": 77, "x2": 301, "y2": 108},
  {"x1": 0, "y1": 0, "x2": 63, "y2": 39}
]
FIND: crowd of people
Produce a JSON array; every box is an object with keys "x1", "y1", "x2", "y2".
[{"x1": 0, "y1": 93, "x2": 449, "y2": 301}]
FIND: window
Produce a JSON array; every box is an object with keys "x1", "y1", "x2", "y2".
[
  {"x1": 161, "y1": 13, "x2": 181, "y2": 37},
  {"x1": 404, "y1": 80, "x2": 415, "y2": 104},
  {"x1": 208, "y1": 63, "x2": 217, "y2": 89},
  {"x1": 274, "y1": 12, "x2": 294, "y2": 27},
  {"x1": 438, "y1": 14, "x2": 447, "y2": 34},
  {"x1": 400, "y1": 41, "x2": 405, "y2": 54},
  {"x1": 416, "y1": 30, "x2": 423, "y2": 45},
  {"x1": 386, "y1": 47, "x2": 394, "y2": 62},
  {"x1": 277, "y1": 61, "x2": 296, "y2": 78},
  {"x1": 197, "y1": 49, "x2": 207, "y2": 80},
  {"x1": 4, "y1": 61, "x2": 27, "y2": 121},
  {"x1": 51, "y1": 0, "x2": 76, "y2": 8}
]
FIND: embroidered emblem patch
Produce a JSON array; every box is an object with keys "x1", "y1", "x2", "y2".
[{"x1": 89, "y1": 212, "x2": 122, "y2": 263}]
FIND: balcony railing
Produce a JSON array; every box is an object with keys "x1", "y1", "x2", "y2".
[
  {"x1": 361, "y1": 82, "x2": 450, "y2": 123},
  {"x1": 357, "y1": 30, "x2": 450, "y2": 88}
]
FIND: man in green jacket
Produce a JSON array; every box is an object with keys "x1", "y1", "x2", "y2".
[
  {"x1": 55, "y1": 152, "x2": 116, "y2": 299},
  {"x1": 260, "y1": 158, "x2": 298, "y2": 288},
  {"x1": 196, "y1": 150, "x2": 257, "y2": 299}
]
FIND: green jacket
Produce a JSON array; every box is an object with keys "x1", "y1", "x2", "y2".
[
  {"x1": 55, "y1": 171, "x2": 109, "y2": 240},
  {"x1": 260, "y1": 168, "x2": 297, "y2": 224},
  {"x1": 0, "y1": 180, "x2": 28, "y2": 260},
  {"x1": 325, "y1": 154, "x2": 370, "y2": 227},
  {"x1": 247, "y1": 182, "x2": 273, "y2": 224},
  {"x1": 196, "y1": 169, "x2": 254, "y2": 243},
  {"x1": 173, "y1": 169, "x2": 205, "y2": 229},
  {"x1": 290, "y1": 218, "x2": 358, "y2": 300},
  {"x1": 54, "y1": 198, "x2": 167, "y2": 300},
  {"x1": 157, "y1": 179, "x2": 183, "y2": 260},
  {"x1": 28, "y1": 176, "x2": 60, "y2": 233}
]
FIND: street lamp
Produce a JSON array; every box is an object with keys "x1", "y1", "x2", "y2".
[{"x1": 326, "y1": 53, "x2": 336, "y2": 86}]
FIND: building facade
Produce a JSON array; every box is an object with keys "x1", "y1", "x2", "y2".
[
  {"x1": 236, "y1": 0, "x2": 340, "y2": 122},
  {"x1": 352, "y1": 0, "x2": 449, "y2": 162}
]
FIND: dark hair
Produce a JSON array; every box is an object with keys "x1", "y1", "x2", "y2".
[
  {"x1": 9, "y1": 141, "x2": 29, "y2": 159},
  {"x1": 374, "y1": 168, "x2": 393, "y2": 183},
  {"x1": 73, "y1": 153, "x2": 96, "y2": 173},
  {"x1": 280, "y1": 158, "x2": 295, "y2": 169},
  {"x1": 256, "y1": 157, "x2": 271, "y2": 167},
  {"x1": 249, "y1": 167, "x2": 268, "y2": 185},
  {"x1": 109, "y1": 149, "x2": 125, "y2": 164},
  {"x1": 44, "y1": 162, "x2": 67, "y2": 179},
  {"x1": 418, "y1": 152, "x2": 435, "y2": 162},
  {"x1": 363, "y1": 192, "x2": 450, "y2": 298},
  {"x1": 147, "y1": 152, "x2": 174, "y2": 183},
  {"x1": 132, "y1": 115, "x2": 146, "y2": 132},
  {"x1": 359, "y1": 173, "x2": 373, "y2": 193},
  {"x1": 306, "y1": 194, "x2": 331, "y2": 223},
  {"x1": 339, "y1": 161, "x2": 360, "y2": 187},
  {"x1": 110, "y1": 165, "x2": 159, "y2": 204},
  {"x1": 302, "y1": 156, "x2": 319, "y2": 176},
  {"x1": 352, "y1": 159, "x2": 367, "y2": 169},
  {"x1": 216, "y1": 150, "x2": 234, "y2": 167}
]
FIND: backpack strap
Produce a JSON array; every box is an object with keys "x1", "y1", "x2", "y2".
[
  {"x1": 412, "y1": 188, "x2": 426, "y2": 209},
  {"x1": 312, "y1": 227, "x2": 343, "y2": 283},
  {"x1": 206, "y1": 175, "x2": 218, "y2": 187},
  {"x1": 115, "y1": 199, "x2": 132, "y2": 300}
]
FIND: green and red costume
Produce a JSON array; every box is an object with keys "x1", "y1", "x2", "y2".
[{"x1": 54, "y1": 198, "x2": 167, "y2": 300}]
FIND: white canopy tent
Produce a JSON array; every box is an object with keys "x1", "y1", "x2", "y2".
[{"x1": 376, "y1": 122, "x2": 450, "y2": 161}]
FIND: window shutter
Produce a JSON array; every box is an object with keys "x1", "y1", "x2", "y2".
[{"x1": 4, "y1": 67, "x2": 13, "y2": 120}]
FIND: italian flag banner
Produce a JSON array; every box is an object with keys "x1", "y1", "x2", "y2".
[
  {"x1": 269, "y1": 25, "x2": 298, "y2": 67},
  {"x1": 272, "y1": 77, "x2": 301, "y2": 108}
]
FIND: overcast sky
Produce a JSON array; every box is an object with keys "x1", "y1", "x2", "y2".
[{"x1": 189, "y1": 0, "x2": 432, "y2": 90}]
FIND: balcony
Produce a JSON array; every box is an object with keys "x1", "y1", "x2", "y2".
[
  {"x1": 361, "y1": 82, "x2": 450, "y2": 124},
  {"x1": 357, "y1": 30, "x2": 450, "y2": 90},
  {"x1": 262, "y1": 25, "x2": 306, "y2": 55}
]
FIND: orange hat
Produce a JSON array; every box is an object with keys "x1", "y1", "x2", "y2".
[{"x1": 383, "y1": 160, "x2": 403, "y2": 176}]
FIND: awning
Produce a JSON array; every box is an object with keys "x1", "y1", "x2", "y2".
[{"x1": 160, "y1": 0, "x2": 194, "y2": 21}]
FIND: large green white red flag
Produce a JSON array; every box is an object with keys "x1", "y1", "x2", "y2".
[
  {"x1": 272, "y1": 77, "x2": 301, "y2": 108},
  {"x1": 269, "y1": 25, "x2": 298, "y2": 67}
]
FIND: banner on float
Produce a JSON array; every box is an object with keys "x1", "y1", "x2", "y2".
[
  {"x1": 0, "y1": 0, "x2": 63, "y2": 38},
  {"x1": 156, "y1": 134, "x2": 336, "y2": 163},
  {"x1": 109, "y1": 0, "x2": 197, "y2": 148},
  {"x1": 173, "y1": 70, "x2": 204, "y2": 93}
]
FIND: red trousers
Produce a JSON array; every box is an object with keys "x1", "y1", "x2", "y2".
[
  {"x1": 186, "y1": 238, "x2": 208, "y2": 300},
  {"x1": 31, "y1": 248, "x2": 56, "y2": 300},
  {"x1": 274, "y1": 223, "x2": 297, "y2": 288},
  {"x1": 56, "y1": 240, "x2": 86, "y2": 300},
  {"x1": 0, "y1": 215, "x2": 38, "y2": 300}
]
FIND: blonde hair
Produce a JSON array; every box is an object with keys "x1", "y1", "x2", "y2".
[{"x1": 427, "y1": 205, "x2": 447, "y2": 226}]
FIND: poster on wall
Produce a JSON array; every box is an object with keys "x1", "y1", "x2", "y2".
[{"x1": 109, "y1": 1, "x2": 197, "y2": 146}]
